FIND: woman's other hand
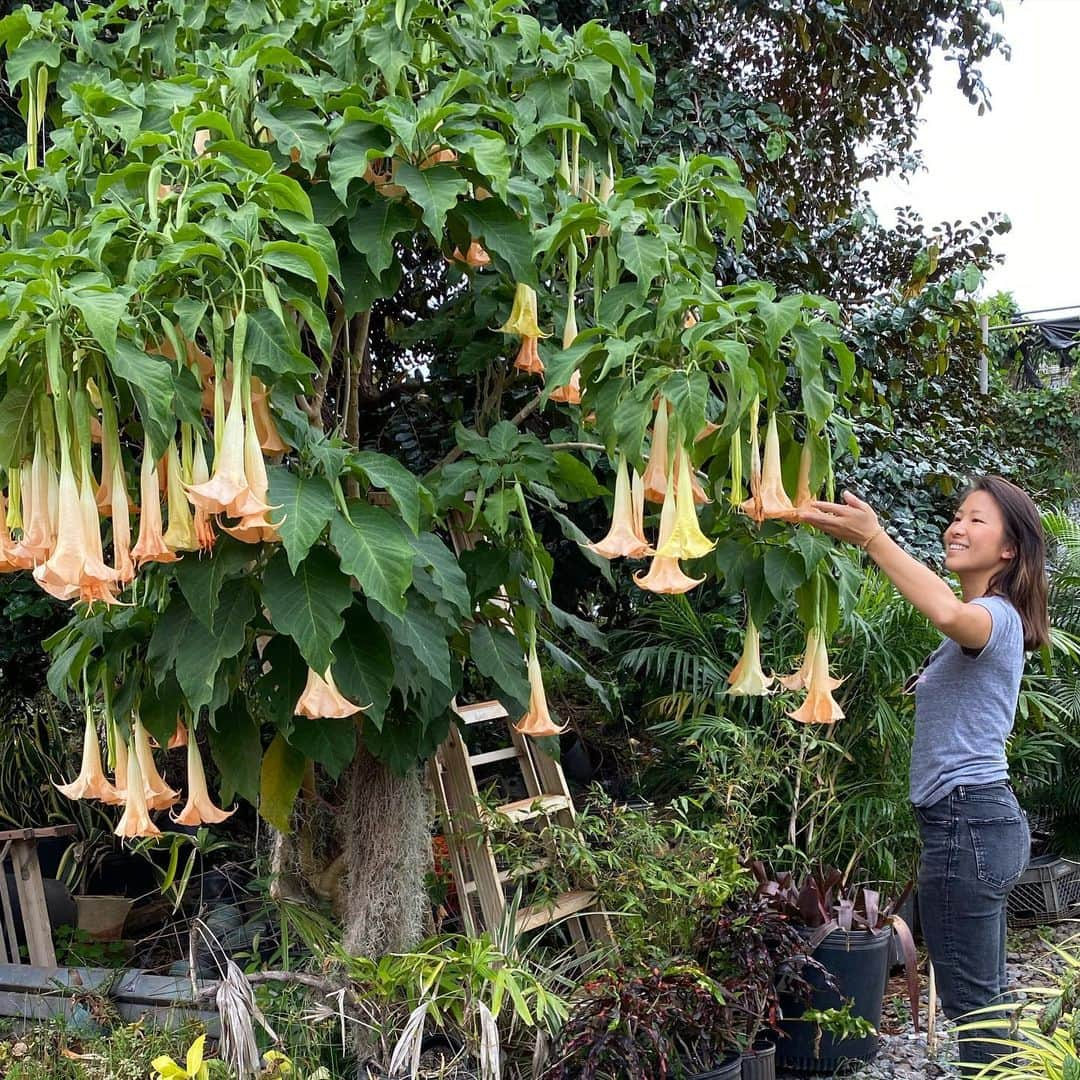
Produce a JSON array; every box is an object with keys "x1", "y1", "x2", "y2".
[{"x1": 798, "y1": 490, "x2": 881, "y2": 547}]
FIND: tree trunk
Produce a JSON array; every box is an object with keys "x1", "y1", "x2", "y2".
[{"x1": 339, "y1": 742, "x2": 431, "y2": 959}]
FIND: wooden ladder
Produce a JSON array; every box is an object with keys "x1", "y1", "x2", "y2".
[{"x1": 429, "y1": 699, "x2": 612, "y2": 957}]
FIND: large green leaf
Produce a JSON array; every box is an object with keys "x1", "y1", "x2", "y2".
[
  {"x1": 252, "y1": 104, "x2": 330, "y2": 175},
  {"x1": 287, "y1": 716, "x2": 356, "y2": 780},
  {"x1": 663, "y1": 369, "x2": 709, "y2": 442},
  {"x1": 328, "y1": 121, "x2": 388, "y2": 204},
  {"x1": 370, "y1": 593, "x2": 454, "y2": 693},
  {"x1": 394, "y1": 162, "x2": 468, "y2": 238},
  {"x1": 329, "y1": 503, "x2": 413, "y2": 616},
  {"x1": 470, "y1": 624, "x2": 529, "y2": 714},
  {"x1": 332, "y1": 603, "x2": 394, "y2": 728},
  {"x1": 173, "y1": 538, "x2": 254, "y2": 632},
  {"x1": 208, "y1": 703, "x2": 262, "y2": 806},
  {"x1": 347, "y1": 200, "x2": 414, "y2": 278},
  {"x1": 350, "y1": 451, "x2": 425, "y2": 534},
  {"x1": 261, "y1": 546, "x2": 352, "y2": 673},
  {"x1": 147, "y1": 581, "x2": 255, "y2": 713},
  {"x1": 267, "y1": 468, "x2": 336, "y2": 573},
  {"x1": 616, "y1": 231, "x2": 666, "y2": 292},
  {"x1": 362, "y1": 711, "x2": 452, "y2": 777},
  {"x1": 458, "y1": 200, "x2": 534, "y2": 285},
  {"x1": 246, "y1": 308, "x2": 316, "y2": 378},
  {"x1": 262, "y1": 240, "x2": 329, "y2": 301},
  {"x1": 111, "y1": 341, "x2": 176, "y2": 460},
  {"x1": 66, "y1": 286, "x2": 132, "y2": 360},
  {"x1": 255, "y1": 634, "x2": 309, "y2": 736},
  {"x1": 0, "y1": 380, "x2": 37, "y2": 468},
  {"x1": 410, "y1": 532, "x2": 471, "y2": 621},
  {"x1": 259, "y1": 733, "x2": 306, "y2": 832}
]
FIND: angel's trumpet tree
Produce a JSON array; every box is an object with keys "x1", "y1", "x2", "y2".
[
  {"x1": 641, "y1": 400, "x2": 670, "y2": 504},
  {"x1": 655, "y1": 449, "x2": 715, "y2": 561},
  {"x1": 514, "y1": 638, "x2": 567, "y2": 737},
  {"x1": 634, "y1": 471, "x2": 706, "y2": 595},
  {"x1": 173, "y1": 731, "x2": 235, "y2": 826},
  {"x1": 109, "y1": 456, "x2": 135, "y2": 584},
  {"x1": 223, "y1": 385, "x2": 282, "y2": 542},
  {"x1": 55, "y1": 710, "x2": 122, "y2": 803},
  {"x1": 34, "y1": 448, "x2": 90, "y2": 601},
  {"x1": 295, "y1": 667, "x2": 364, "y2": 719},
  {"x1": 788, "y1": 633, "x2": 845, "y2": 724},
  {"x1": 725, "y1": 618, "x2": 774, "y2": 696},
  {"x1": 585, "y1": 455, "x2": 653, "y2": 559},
  {"x1": 114, "y1": 739, "x2": 160, "y2": 839}
]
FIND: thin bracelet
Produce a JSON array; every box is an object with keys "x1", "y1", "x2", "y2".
[{"x1": 861, "y1": 525, "x2": 885, "y2": 551}]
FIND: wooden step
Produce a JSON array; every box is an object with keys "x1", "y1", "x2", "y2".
[
  {"x1": 461, "y1": 857, "x2": 553, "y2": 894},
  {"x1": 496, "y1": 795, "x2": 571, "y2": 822},
  {"x1": 453, "y1": 700, "x2": 510, "y2": 725},
  {"x1": 469, "y1": 747, "x2": 521, "y2": 767},
  {"x1": 517, "y1": 889, "x2": 597, "y2": 933}
]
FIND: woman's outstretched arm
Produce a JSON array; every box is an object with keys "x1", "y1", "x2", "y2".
[{"x1": 799, "y1": 491, "x2": 993, "y2": 649}]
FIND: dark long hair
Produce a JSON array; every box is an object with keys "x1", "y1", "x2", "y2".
[{"x1": 964, "y1": 476, "x2": 1050, "y2": 650}]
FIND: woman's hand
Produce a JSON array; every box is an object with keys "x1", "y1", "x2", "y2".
[{"x1": 798, "y1": 490, "x2": 881, "y2": 547}]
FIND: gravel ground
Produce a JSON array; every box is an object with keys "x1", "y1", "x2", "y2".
[{"x1": 775, "y1": 920, "x2": 1080, "y2": 1079}]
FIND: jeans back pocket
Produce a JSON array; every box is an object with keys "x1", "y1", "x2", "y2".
[{"x1": 967, "y1": 814, "x2": 1030, "y2": 889}]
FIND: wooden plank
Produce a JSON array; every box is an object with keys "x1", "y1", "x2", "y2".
[
  {"x1": 468, "y1": 747, "x2": 520, "y2": 767},
  {"x1": 496, "y1": 795, "x2": 570, "y2": 822},
  {"x1": 0, "y1": 826, "x2": 76, "y2": 842},
  {"x1": 461, "y1": 857, "x2": 553, "y2": 894},
  {"x1": 517, "y1": 890, "x2": 596, "y2": 933},
  {"x1": 426, "y1": 759, "x2": 478, "y2": 937},
  {"x1": 453, "y1": 701, "x2": 509, "y2": 725},
  {"x1": 10, "y1": 842, "x2": 55, "y2": 967},
  {"x1": 0, "y1": 846, "x2": 20, "y2": 966}
]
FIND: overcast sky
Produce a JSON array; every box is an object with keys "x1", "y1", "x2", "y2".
[{"x1": 864, "y1": 0, "x2": 1080, "y2": 316}]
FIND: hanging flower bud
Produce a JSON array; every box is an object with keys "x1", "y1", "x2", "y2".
[
  {"x1": 795, "y1": 435, "x2": 815, "y2": 510},
  {"x1": 114, "y1": 738, "x2": 160, "y2": 839},
  {"x1": 725, "y1": 618, "x2": 775, "y2": 696},
  {"x1": 739, "y1": 398, "x2": 764, "y2": 523},
  {"x1": 222, "y1": 381, "x2": 283, "y2": 543},
  {"x1": 110, "y1": 455, "x2": 135, "y2": 584},
  {"x1": 250, "y1": 378, "x2": 288, "y2": 455},
  {"x1": 131, "y1": 450, "x2": 179, "y2": 567},
  {"x1": 514, "y1": 638, "x2": 567, "y2": 737},
  {"x1": 172, "y1": 730, "x2": 235, "y2": 826},
  {"x1": 630, "y1": 468, "x2": 649, "y2": 550},
  {"x1": 295, "y1": 667, "x2": 365, "y2": 719},
  {"x1": 585, "y1": 455, "x2": 653, "y2": 559},
  {"x1": 641, "y1": 400, "x2": 670, "y2": 504},
  {"x1": 162, "y1": 440, "x2": 199, "y2": 553}
]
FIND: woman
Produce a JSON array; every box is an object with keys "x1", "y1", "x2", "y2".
[{"x1": 799, "y1": 477, "x2": 1049, "y2": 1073}]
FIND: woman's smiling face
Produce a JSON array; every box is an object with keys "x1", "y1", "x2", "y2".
[{"x1": 943, "y1": 490, "x2": 1014, "y2": 574}]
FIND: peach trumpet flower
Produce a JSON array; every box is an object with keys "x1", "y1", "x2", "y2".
[
  {"x1": 131, "y1": 450, "x2": 179, "y2": 567},
  {"x1": 514, "y1": 639, "x2": 567, "y2": 737},
  {"x1": 787, "y1": 632, "x2": 845, "y2": 724},
  {"x1": 55, "y1": 711, "x2": 123, "y2": 803},
  {"x1": 0, "y1": 494, "x2": 19, "y2": 572},
  {"x1": 133, "y1": 717, "x2": 180, "y2": 811},
  {"x1": 250, "y1": 378, "x2": 288, "y2": 454},
  {"x1": 168, "y1": 719, "x2": 189, "y2": 749},
  {"x1": 758, "y1": 411, "x2": 797, "y2": 521},
  {"x1": 633, "y1": 473, "x2": 706, "y2": 595},
  {"x1": 172, "y1": 730, "x2": 235, "y2": 826},
  {"x1": 114, "y1": 738, "x2": 161, "y2": 839},
  {"x1": 725, "y1": 618, "x2": 774, "y2": 696},
  {"x1": 190, "y1": 438, "x2": 216, "y2": 552},
  {"x1": 795, "y1": 435, "x2": 815, "y2": 510},
  {"x1": 109, "y1": 456, "x2": 135, "y2": 584},
  {"x1": 295, "y1": 667, "x2": 365, "y2": 719},
  {"x1": 34, "y1": 450, "x2": 95, "y2": 601},
  {"x1": 162, "y1": 440, "x2": 199, "y2": 553},
  {"x1": 655, "y1": 449, "x2": 716, "y2": 561},
  {"x1": 185, "y1": 369, "x2": 270, "y2": 519},
  {"x1": 11, "y1": 439, "x2": 55, "y2": 566},
  {"x1": 76, "y1": 463, "x2": 122, "y2": 606},
  {"x1": 451, "y1": 241, "x2": 491, "y2": 268},
  {"x1": 549, "y1": 369, "x2": 582, "y2": 404},
  {"x1": 223, "y1": 384, "x2": 283, "y2": 543},
  {"x1": 641, "y1": 400, "x2": 670, "y2": 504},
  {"x1": 585, "y1": 455, "x2": 653, "y2": 559}
]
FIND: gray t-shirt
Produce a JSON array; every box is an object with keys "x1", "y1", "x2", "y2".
[{"x1": 909, "y1": 595, "x2": 1024, "y2": 808}]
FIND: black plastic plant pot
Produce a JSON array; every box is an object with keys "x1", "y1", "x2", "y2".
[
  {"x1": 775, "y1": 926, "x2": 891, "y2": 1073},
  {"x1": 689, "y1": 1054, "x2": 741, "y2": 1080},
  {"x1": 740, "y1": 1039, "x2": 776, "y2": 1080}
]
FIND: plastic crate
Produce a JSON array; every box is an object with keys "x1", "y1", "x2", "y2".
[{"x1": 1007, "y1": 854, "x2": 1080, "y2": 927}]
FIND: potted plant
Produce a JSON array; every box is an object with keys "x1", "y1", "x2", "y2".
[
  {"x1": 695, "y1": 890, "x2": 824, "y2": 1080},
  {"x1": 750, "y1": 863, "x2": 918, "y2": 1074},
  {"x1": 544, "y1": 963, "x2": 741, "y2": 1079},
  {"x1": 57, "y1": 826, "x2": 134, "y2": 941}
]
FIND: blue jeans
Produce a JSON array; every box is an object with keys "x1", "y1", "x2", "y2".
[{"x1": 914, "y1": 782, "x2": 1030, "y2": 1073}]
